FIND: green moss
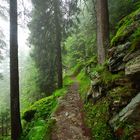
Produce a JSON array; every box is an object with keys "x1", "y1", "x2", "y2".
[
  {"x1": 109, "y1": 86, "x2": 132, "y2": 101},
  {"x1": 77, "y1": 70, "x2": 91, "y2": 99},
  {"x1": 111, "y1": 8, "x2": 140, "y2": 46},
  {"x1": 101, "y1": 71, "x2": 124, "y2": 85},
  {"x1": 22, "y1": 87, "x2": 68, "y2": 140},
  {"x1": 111, "y1": 17, "x2": 133, "y2": 46},
  {"x1": 71, "y1": 56, "x2": 97, "y2": 77},
  {"x1": 71, "y1": 63, "x2": 84, "y2": 76},
  {"x1": 25, "y1": 119, "x2": 47, "y2": 140},
  {"x1": 114, "y1": 121, "x2": 140, "y2": 140},
  {"x1": 0, "y1": 136, "x2": 11, "y2": 140},
  {"x1": 129, "y1": 27, "x2": 140, "y2": 51},
  {"x1": 84, "y1": 98, "x2": 114, "y2": 140},
  {"x1": 22, "y1": 119, "x2": 55, "y2": 140},
  {"x1": 122, "y1": 125, "x2": 135, "y2": 140},
  {"x1": 131, "y1": 37, "x2": 140, "y2": 52},
  {"x1": 43, "y1": 119, "x2": 56, "y2": 140},
  {"x1": 22, "y1": 109, "x2": 36, "y2": 122},
  {"x1": 85, "y1": 56, "x2": 97, "y2": 67},
  {"x1": 91, "y1": 64, "x2": 124, "y2": 85},
  {"x1": 63, "y1": 76, "x2": 74, "y2": 86}
]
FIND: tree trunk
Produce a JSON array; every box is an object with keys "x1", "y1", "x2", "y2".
[
  {"x1": 10, "y1": 0, "x2": 22, "y2": 139},
  {"x1": 1, "y1": 113, "x2": 4, "y2": 137},
  {"x1": 5, "y1": 115, "x2": 8, "y2": 136},
  {"x1": 54, "y1": 0, "x2": 63, "y2": 88},
  {"x1": 96, "y1": 0, "x2": 109, "y2": 64}
]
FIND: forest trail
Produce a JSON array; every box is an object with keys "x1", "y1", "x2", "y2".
[{"x1": 51, "y1": 79, "x2": 91, "y2": 140}]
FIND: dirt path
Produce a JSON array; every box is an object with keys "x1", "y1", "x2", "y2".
[{"x1": 51, "y1": 81, "x2": 91, "y2": 140}]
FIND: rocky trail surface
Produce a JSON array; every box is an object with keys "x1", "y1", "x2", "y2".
[{"x1": 51, "y1": 81, "x2": 91, "y2": 140}]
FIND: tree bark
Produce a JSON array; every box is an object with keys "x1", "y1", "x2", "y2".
[
  {"x1": 96, "y1": 0, "x2": 109, "y2": 64},
  {"x1": 54, "y1": 0, "x2": 63, "y2": 88},
  {"x1": 5, "y1": 114, "x2": 8, "y2": 136},
  {"x1": 10, "y1": 0, "x2": 22, "y2": 139},
  {"x1": 1, "y1": 112, "x2": 4, "y2": 137}
]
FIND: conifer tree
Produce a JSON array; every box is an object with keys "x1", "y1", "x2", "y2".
[{"x1": 10, "y1": 0, "x2": 22, "y2": 139}]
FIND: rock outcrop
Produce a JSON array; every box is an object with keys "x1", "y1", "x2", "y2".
[
  {"x1": 86, "y1": 7, "x2": 140, "y2": 140},
  {"x1": 110, "y1": 93, "x2": 140, "y2": 139},
  {"x1": 109, "y1": 42, "x2": 131, "y2": 73},
  {"x1": 125, "y1": 55, "x2": 140, "y2": 77},
  {"x1": 108, "y1": 7, "x2": 140, "y2": 139},
  {"x1": 110, "y1": 92, "x2": 140, "y2": 125}
]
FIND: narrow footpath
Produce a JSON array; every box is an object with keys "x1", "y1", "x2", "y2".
[{"x1": 51, "y1": 81, "x2": 91, "y2": 140}]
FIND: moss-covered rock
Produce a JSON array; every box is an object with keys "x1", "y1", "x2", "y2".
[
  {"x1": 90, "y1": 64, "x2": 124, "y2": 85},
  {"x1": 25, "y1": 119, "x2": 47, "y2": 140},
  {"x1": 111, "y1": 8, "x2": 140, "y2": 47},
  {"x1": 109, "y1": 93, "x2": 140, "y2": 140},
  {"x1": 125, "y1": 55, "x2": 140, "y2": 77},
  {"x1": 21, "y1": 87, "x2": 67, "y2": 140},
  {"x1": 22, "y1": 109, "x2": 36, "y2": 122},
  {"x1": 80, "y1": 6, "x2": 140, "y2": 140},
  {"x1": 109, "y1": 42, "x2": 132, "y2": 72}
]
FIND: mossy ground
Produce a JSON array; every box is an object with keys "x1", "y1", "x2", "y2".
[
  {"x1": 84, "y1": 98, "x2": 114, "y2": 140},
  {"x1": 21, "y1": 90, "x2": 65, "y2": 140}
]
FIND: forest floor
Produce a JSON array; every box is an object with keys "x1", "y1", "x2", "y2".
[{"x1": 51, "y1": 79, "x2": 91, "y2": 140}]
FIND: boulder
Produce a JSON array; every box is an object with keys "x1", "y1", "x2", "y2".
[
  {"x1": 116, "y1": 42, "x2": 131, "y2": 53},
  {"x1": 111, "y1": 100, "x2": 128, "y2": 116},
  {"x1": 109, "y1": 56, "x2": 125, "y2": 72},
  {"x1": 114, "y1": 78, "x2": 131, "y2": 87},
  {"x1": 109, "y1": 42, "x2": 131, "y2": 73},
  {"x1": 123, "y1": 50, "x2": 140, "y2": 62},
  {"x1": 125, "y1": 55, "x2": 140, "y2": 77},
  {"x1": 109, "y1": 92, "x2": 140, "y2": 130},
  {"x1": 23, "y1": 109, "x2": 36, "y2": 122},
  {"x1": 86, "y1": 79, "x2": 102, "y2": 104},
  {"x1": 108, "y1": 47, "x2": 116, "y2": 57}
]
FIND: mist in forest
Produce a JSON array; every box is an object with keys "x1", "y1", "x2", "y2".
[{"x1": 1, "y1": 0, "x2": 140, "y2": 139}]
